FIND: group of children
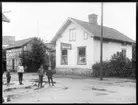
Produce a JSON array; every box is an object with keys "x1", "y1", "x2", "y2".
[
  {"x1": 5, "y1": 63, "x2": 55, "y2": 88},
  {"x1": 5, "y1": 62, "x2": 25, "y2": 86},
  {"x1": 37, "y1": 64, "x2": 54, "y2": 88}
]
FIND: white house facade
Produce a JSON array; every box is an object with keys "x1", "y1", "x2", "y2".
[
  {"x1": 93, "y1": 39, "x2": 132, "y2": 63},
  {"x1": 51, "y1": 14, "x2": 135, "y2": 76}
]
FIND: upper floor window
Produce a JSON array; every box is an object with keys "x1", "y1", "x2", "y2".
[
  {"x1": 84, "y1": 32, "x2": 88, "y2": 40},
  {"x1": 69, "y1": 28, "x2": 76, "y2": 41}
]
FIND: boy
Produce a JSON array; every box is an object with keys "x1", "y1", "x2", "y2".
[
  {"x1": 17, "y1": 62, "x2": 24, "y2": 85},
  {"x1": 6, "y1": 69, "x2": 11, "y2": 86},
  {"x1": 46, "y1": 67, "x2": 54, "y2": 86},
  {"x1": 37, "y1": 65, "x2": 44, "y2": 88}
]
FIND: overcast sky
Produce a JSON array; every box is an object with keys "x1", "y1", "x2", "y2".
[{"x1": 2, "y1": 2, "x2": 136, "y2": 42}]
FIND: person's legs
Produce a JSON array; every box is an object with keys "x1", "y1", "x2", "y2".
[
  {"x1": 38, "y1": 76, "x2": 40, "y2": 88},
  {"x1": 18, "y1": 73, "x2": 21, "y2": 84},
  {"x1": 7, "y1": 77, "x2": 9, "y2": 85},
  {"x1": 9, "y1": 77, "x2": 11, "y2": 84},
  {"x1": 48, "y1": 77, "x2": 50, "y2": 86},
  {"x1": 41, "y1": 76, "x2": 43, "y2": 87},
  {"x1": 51, "y1": 77, "x2": 54, "y2": 86},
  {"x1": 20, "y1": 73, "x2": 23, "y2": 84},
  {"x1": 7, "y1": 77, "x2": 11, "y2": 86}
]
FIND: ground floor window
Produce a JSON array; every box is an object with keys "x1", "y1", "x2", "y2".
[
  {"x1": 61, "y1": 49, "x2": 68, "y2": 65},
  {"x1": 78, "y1": 47, "x2": 86, "y2": 65},
  {"x1": 122, "y1": 48, "x2": 126, "y2": 57}
]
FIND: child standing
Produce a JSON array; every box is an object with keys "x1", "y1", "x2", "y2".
[
  {"x1": 46, "y1": 67, "x2": 54, "y2": 86},
  {"x1": 17, "y1": 62, "x2": 24, "y2": 85},
  {"x1": 37, "y1": 65, "x2": 44, "y2": 88},
  {"x1": 6, "y1": 69, "x2": 11, "y2": 86}
]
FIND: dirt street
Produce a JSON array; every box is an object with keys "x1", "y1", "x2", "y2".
[{"x1": 2, "y1": 72, "x2": 136, "y2": 103}]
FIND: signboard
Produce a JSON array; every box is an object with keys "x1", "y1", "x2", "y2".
[{"x1": 61, "y1": 43, "x2": 72, "y2": 50}]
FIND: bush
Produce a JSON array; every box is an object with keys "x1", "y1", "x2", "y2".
[
  {"x1": 92, "y1": 51, "x2": 135, "y2": 78},
  {"x1": 92, "y1": 61, "x2": 111, "y2": 77}
]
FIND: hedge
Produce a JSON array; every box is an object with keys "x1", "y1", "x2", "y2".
[{"x1": 92, "y1": 51, "x2": 135, "y2": 78}]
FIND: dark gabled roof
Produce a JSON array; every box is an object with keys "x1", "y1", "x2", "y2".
[
  {"x1": 51, "y1": 17, "x2": 135, "y2": 44},
  {"x1": 2, "y1": 13, "x2": 10, "y2": 23},
  {"x1": 5, "y1": 37, "x2": 34, "y2": 50}
]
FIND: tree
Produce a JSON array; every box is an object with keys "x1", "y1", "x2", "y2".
[{"x1": 19, "y1": 37, "x2": 49, "y2": 72}]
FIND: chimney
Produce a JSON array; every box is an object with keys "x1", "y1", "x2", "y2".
[{"x1": 88, "y1": 14, "x2": 98, "y2": 25}]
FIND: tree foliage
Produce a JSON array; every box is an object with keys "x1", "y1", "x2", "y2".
[
  {"x1": 92, "y1": 51, "x2": 135, "y2": 78},
  {"x1": 19, "y1": 37, "x2": 49, "y2": 68}
]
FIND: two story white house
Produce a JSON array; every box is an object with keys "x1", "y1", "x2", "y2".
[{"x1": 51, "y1": 14, "x2": 135, "y2": 76}]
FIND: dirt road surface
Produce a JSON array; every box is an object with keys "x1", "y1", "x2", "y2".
[{"x1": 2, "y1": 72, "x2": 136, "y2": 103}]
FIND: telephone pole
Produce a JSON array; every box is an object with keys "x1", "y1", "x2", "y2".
[{"x1": 100, "y1": 2, "x2": 103, "y2": 80}]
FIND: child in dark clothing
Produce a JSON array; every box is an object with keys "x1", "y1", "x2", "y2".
[
  {"x1": 46, "y1": 67, "x2": 54, "y2": 86},
  {"x1": 37, "y1": 65, "x2": 44, "y2": 88},
  {"x1": 6, "y1": 69, "x2": 11, "y2": 86}
]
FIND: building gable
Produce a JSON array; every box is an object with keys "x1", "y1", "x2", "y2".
[
  {"x1": 51, "y1": 16, "x2": 135, "y2": 44},
  {"x1": 51, "y1": 18, "x2": 93, "y2": 44}
]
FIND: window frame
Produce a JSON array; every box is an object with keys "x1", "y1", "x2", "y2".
[
  {"x1": 84, "y1": 32, "x2": 88, "y2": 40},
  {"x1": 69, "y1": 28, "x2": 76, "y2": 41},
  {"x1": 122, "y1": 48, "x2": 126, "y2": 57},
  {"x1": 77, "y1": 46, "x2": 87, "y2": 65},
  {"x1": 61, "y1": 49, "x2": 68, "y2": 65}
]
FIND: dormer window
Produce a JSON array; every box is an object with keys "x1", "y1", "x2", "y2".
[
  {"x1": 84, "y1": 32, "x2": 88, "y2": 40},
  {"x1": 69, "y1": 28, "x2": 76, "y2": 41}
]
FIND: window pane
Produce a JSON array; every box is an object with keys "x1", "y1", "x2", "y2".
[
  {"x1": 69, "y1": 29, "x2": 76, "y2": 41},
  {"x1": 73, "y1": 30, "x2": 76, "y2": 40},
  {"x1": 78, "y1": 57, "x2": 86, "y2": 64},
  {"x1": 78, "y1": 47, "x2": 86, "y2": 64},
  {"x1": 61, "y1": 56, "x2": 67, "y2": 64},
  {"x1": 70, "y1": 30, "x2": 72, "y2": 40},
  {"x1": 79, "y1": 48, "x2": 85, "y2": 56},
  {"x1": 122, "y1": 49, "x2": 126, "y2": 57},
  {"x1": 84, "y1": 32, "x2": 88, "y2": 39},
  {"x1": 62, "y1": 50, "x2": 67, "y2": 55},
  {"x1": 61, "y1": 49, "x2": 68, "y2": 64},
  {"x1": 69, "y1": 30, "x2": 72, "y2": 41}
]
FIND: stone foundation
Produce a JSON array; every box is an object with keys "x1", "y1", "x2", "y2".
[{"x1": 55, "y1": 68, "x2": 93, "y2": 76}]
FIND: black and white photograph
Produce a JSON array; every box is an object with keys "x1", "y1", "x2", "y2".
[{"x1": 2, "y1": 2, "x2": 136, "y2": 103}]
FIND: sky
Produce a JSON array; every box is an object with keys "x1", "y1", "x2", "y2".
[{"x1": 2, "y1": 2, "x2": 136, "y2": 42}]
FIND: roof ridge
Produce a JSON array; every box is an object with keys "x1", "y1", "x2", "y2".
[
  {"x1": 51, "y1": 17, "x2": 135, "y2": 43},
  {"x1": 69, "y1": 17, "x2": 88, "y2": 24},
  {"x1": 70, "y1": 17, "x2": 134, "y2": 43},
  {"x1": 15, "y1": 37, "x2": 34, "y2": 42},
  {"x1": 6, "y1": 37, "x2": 35, "y2": 50}
]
